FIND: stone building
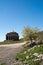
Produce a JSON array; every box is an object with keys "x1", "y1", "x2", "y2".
[{"x1": 6, "y1": 32, "x2": 19, "y2": 41}]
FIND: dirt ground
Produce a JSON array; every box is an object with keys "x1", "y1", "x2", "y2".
[{"x1": 0, "y1": 42, "x2": 25, "y2": 65}]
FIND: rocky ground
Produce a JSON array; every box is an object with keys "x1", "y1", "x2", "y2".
[{"x1": 0, "y1": 42, "x2": 25, "y2": 65}]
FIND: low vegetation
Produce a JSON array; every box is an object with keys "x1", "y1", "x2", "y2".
[
  {"x1": 0, "y1": 63, "x2": 6, "y2": 65},
  {"x1": 22, "y1": 26, "x2": 39, "y2": 41},
  {"x1": 16, "y1": 43, "x2": 43, "y2": 65},
  {"x1": 0, "y1": 39, "x2": 24, "y2": 45}
]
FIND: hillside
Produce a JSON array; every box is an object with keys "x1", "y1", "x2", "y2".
[
  {"x1": 38, "y1": 31, "x2": 43, "y2": 40},
  {"x1": 16, "y1": 43, "x2": 43, "y2": 65}
]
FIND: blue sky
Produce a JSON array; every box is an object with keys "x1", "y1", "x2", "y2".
[{"x1": 0, "y1": 0, "x2": 43, "y2": 41}]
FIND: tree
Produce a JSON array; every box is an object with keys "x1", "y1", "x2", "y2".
[
  {"x1": 22, "y1": 26, "x2": 32, "y2": 41},
  {"x1": 22, "y1": 26, "x2": 39, "y2": 41}
]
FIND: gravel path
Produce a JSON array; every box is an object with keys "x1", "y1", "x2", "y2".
[{"x1": 0, "y1": 42, "x2": 26, "y2": 65}]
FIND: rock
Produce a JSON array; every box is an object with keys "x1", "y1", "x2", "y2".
[
  {"x1": 34, "y1": 58, "x2": 41, "y2": 61},
  {"x1": 23, "y1": 60, "x2": 26, "y2": 64},
  {"x1": 26, "y1": 56, "x2": 29, "y2": 59},
  {"x1": 37, "y1": 54, "x2": 43, "y2": 60},
  {"x1": 38, "y1": 45, "x2": 40, "y2": 47},
  {"x1": 24, "y1": 51, "x2": 27, "y2": 54},
  {"x1": 33, "y1": 53, "x2": 39, "y2": 56},
  {"x1": 27, "y1": 49, "x2": 31, "y2": 52}
]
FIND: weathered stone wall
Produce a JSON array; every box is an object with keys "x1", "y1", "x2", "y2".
[{"x1": 6, "y1": 32, "x2": 19, "y2": 41}]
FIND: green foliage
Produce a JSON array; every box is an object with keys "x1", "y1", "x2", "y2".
[
  {"x1": 22, "y1": 26, "x2": 31, "y2": 41},
  {"x1": 0, "y1": 39, "x2": 24, "y2": 45},
  {"x1": 22, "y1": 26, "x2": 39, "y2": 41},
  {"x1": 28, "y1": 60, "x2": 40, "y2": 65},
  {"x1": 16, "y1": 44, "x2": 43, "y2": 65},
  {"x1": 37, "y1": 31, "x2": 43, "y2": 40},
  {"x1": 0, "y1": 63, "x2": 6, "y2": 65}
]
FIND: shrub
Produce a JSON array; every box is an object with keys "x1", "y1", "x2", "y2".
[{"x1": 0, "y1": 63, "x2": 6, "y2": 65}]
